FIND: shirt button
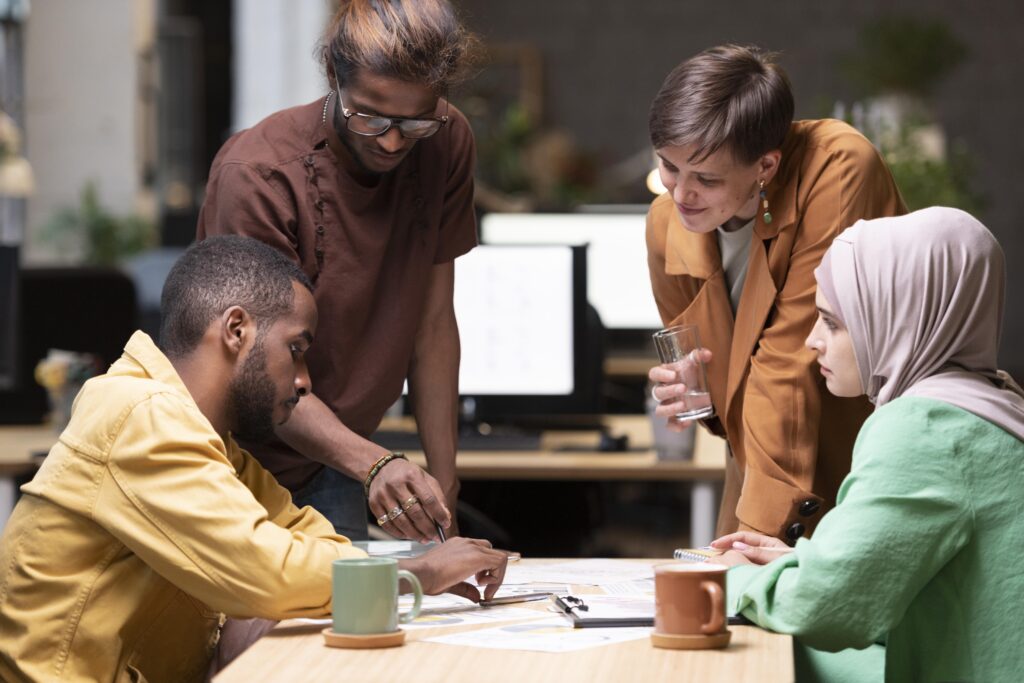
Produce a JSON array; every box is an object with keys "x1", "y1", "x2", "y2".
[
  {"x1": 785, "y1": 522, "x2": 805, "y2": 541},
  {"x1": 315, "y1": 199, "x2": 325, "y2": 210},
  {"x1": 798, "y1": 500, "x2": 820, "y2": 517},
  {"x1": 316, "y1": 225, "x2": 325, "y2": 235},
  {"x1": 413, "y1": 196, "x2": 425, "y2": 208}
]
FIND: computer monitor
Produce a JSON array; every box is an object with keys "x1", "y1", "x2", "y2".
[
  {"x1": 451, "y1": 244, "x2": 596, "y2": 422},
  {"x1": 480, "y1": 212, "x2": 662, "y2": 331}
]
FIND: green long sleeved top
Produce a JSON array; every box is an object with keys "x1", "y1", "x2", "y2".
[{"x1": 728, "y1": 397, "x2": 1024, "y2": 682}]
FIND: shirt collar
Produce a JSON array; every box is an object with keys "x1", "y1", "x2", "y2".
[
  {"x1": 118, "y1": 330, "x2": 248, "y2": 466},
  {"x1": 120, "y1": 330, "x2": 194, "y2": 402}
]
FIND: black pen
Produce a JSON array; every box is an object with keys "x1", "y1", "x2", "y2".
[{"x1": 435, "y1": 522, "x2": 446, "y2": 543}]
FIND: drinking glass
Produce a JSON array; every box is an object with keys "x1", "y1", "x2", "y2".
[{"x1": 652, "y1": 325, "x2": 714, "y2": 421}]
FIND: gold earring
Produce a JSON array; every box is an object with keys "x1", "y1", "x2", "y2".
[{"x1": 759, "y1": 179, "x2": 772, "y2": 225}]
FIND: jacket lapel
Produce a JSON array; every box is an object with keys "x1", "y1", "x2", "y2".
[
  {"x1": 663, "y1": 212, "x2": 735, "y2": 419},
  {"x1": 723, "y1": 163, "x2": 799, "y2": 421}
]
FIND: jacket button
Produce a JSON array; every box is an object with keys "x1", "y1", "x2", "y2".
[
  {"x1": 785, "y1": 523, "x2": 805, "y2": 541},
  {"x1": 799, "y1": 500, "x2": 820, "y2": 517}
]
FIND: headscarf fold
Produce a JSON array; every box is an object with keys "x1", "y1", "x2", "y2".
[{"x1": 815, "y1": 206, "x2": 1024, "y2": 441}]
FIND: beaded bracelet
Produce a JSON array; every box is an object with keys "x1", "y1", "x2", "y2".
[{"x1": 363, "y1": 452, "x2": 407, "y2": 496}]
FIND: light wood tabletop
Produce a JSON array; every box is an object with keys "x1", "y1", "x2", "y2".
[
  {"x1": 0, "y1": 423, "x2": 55, "y2": 476},
  {"x1": 0, "y1": 415, "x2": 727, "y2": 481},
  {"x1": 214, "y1": 560, "x2": 792, "y2": 683}
]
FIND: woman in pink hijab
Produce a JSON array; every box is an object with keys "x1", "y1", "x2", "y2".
[{"x1": 711, "y1": 207, "x2": 1024, "y2": 682}]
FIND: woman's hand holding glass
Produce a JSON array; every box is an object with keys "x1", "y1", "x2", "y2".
[{"x1": 649, "y1": 347, "x2": 714, "y2": 431}]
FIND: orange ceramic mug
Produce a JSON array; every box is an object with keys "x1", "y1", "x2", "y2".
[{"x1": 652, "y1": 563, "x2": 731, "y2": 649}]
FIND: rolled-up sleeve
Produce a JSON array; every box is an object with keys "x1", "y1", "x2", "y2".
[
  {"x1": 433, "y1": 110, "x2": 478, "y2": 264},
  {"x1": 197, "y1": 160, "x2": 301, "y2": 263}
]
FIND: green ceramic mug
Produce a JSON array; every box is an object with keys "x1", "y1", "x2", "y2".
[{"x1": 331, "y1": 557, "x2": 423, "y2": 634}]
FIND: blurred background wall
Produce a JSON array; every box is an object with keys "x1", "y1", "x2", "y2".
[
  {"x1": 23, "y1": 0, "x2": 153, "y2": 260},
  {"x1": 5, "y1": 0, "x2": 1022, "y2": 371},
  {"x1": 456, "y1": 0, "x2": 1024, "y2": 373}
]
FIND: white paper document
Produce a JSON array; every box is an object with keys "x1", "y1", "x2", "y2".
[
  {"x1": 295, "y1": 592, "x2": 553, "y2": 631},
  {"x1": 600, "y1": 578, "x2": 655, "y2": 596},
  {"x1": 293, "y1": 605, "x2": 543, "y2": 631},
  {"x1": 502, "y1": 559, "x2": 654, "y2": 586},
  {"x1": 402, "y1": 606, "x2": 545, "y2": 630},
  {"x1": 425, "y1": 619, "x2": 651, "y2": 653}
]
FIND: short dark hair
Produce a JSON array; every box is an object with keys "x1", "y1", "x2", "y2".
[
  {"x1": 158, "y1": 236, "x2": 313, "y2": 358},
  {"x1": 320, "y1": 0, "x2": 477, "y2": 94},
  {"x1": 649, "y1": 45, "x2": 795, "y2": 164}
]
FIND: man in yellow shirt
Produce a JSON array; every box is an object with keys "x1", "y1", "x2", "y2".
[{"x1": 0, "y1": 236, "x2": 507, "y2": 683}]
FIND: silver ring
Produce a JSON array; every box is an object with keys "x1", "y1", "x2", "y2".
[
  {"x1": 386, "y1": 505, "x2": 404, "y2": 521},
  {"x1": 651, "y1": 383, "x2": 662, "y2": 403}
]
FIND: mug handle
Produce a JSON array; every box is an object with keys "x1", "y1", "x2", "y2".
[
  {"x1": 397, "y1": 570, "x2": 423, "y2": 624},
  {"x1": 700, "y1": 580, "x2": 725, "y2": 634}
]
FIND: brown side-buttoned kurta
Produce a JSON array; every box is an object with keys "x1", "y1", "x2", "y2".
[{"x1": 647, "y1": 119, "x2": 906, "y2": 541}]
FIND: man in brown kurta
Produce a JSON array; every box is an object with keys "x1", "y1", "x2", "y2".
[{"x1": 196, "y1": 1, "x2": 478, "y2": 541}]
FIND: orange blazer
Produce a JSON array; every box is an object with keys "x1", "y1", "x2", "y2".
[{"x1": 646, "y1": 119, "x2": 906, "y2": 541}]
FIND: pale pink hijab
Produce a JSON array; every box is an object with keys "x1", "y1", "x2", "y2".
[{"x1": 815, "y1": 207, "x2": 1024, "y2": 441}]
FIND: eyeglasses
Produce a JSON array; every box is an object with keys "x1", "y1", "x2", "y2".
[{"x1": 337, "y1": 90, "x2": 448, "y2": 139}]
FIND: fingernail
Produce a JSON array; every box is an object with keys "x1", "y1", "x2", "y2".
[{"x1": 732, "y1": 541, "x2": 749, "y2": 550}]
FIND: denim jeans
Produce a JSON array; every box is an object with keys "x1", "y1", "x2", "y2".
[{"x1": 291, "y1": 466, "x2": 369, "y2": 540}]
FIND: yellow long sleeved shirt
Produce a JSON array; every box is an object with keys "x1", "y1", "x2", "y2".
[{"x1": 0, "y1": 332, "x2": 365, "y2": 682}]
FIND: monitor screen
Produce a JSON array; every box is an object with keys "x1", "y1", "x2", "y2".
[
  {"x1": 455, "y1": 245, "x2": 575, "y2": 396},
  {"x1": 480, "y1": 212, "x2": 662, "y2": 330},
  {"x1": 441, "y1": 244, "x2": 596, "y2": 421}
]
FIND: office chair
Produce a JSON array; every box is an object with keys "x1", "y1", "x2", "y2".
[{"x1": 0, "y1": 267, "x2": 137, "y2": 424}]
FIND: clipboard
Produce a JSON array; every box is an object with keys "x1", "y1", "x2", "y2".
[
  {"x1": 551, "y1": 595, "x2": 754, "y2": 629},
  {"x1": 551, "y1": 595, "x2": 654, "y2": 628}
]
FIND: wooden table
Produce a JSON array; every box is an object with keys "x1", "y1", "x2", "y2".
[
  {"x1": 214, "y1": 560, "x2": 792, "y2": 683},
  {"x1": 0, "y1": 423, "x2": 55, "y2": 475},
  {"x1": 401, "y1": 415, "x2": 727, "y2": 546},
  {"x1": 0, "y1": 423, "x2": 55, "y2": 529},
  {"x1": 0, "y1": 416, "x2": 727, "y2": 544}
]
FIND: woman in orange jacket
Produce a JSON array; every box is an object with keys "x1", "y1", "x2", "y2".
[{"x1": 646, "y1": 44, "x2": 905, "y2": 542}]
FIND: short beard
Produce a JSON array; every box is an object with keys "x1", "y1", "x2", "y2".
[{"x1": 225, "y1": 335, "x2": 278, "y2": 444}]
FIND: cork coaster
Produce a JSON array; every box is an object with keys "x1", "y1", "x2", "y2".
[
  {"x1": 322, "y1": 627, "x2": 406, "y2": 649},
  {"x1": 650, "y1": 630, "x2": 731, "y2": 650}
]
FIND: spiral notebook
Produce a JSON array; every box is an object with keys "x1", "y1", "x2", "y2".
[{"x1": 672, "y1": 547, "x2": 724, "y2": 562}]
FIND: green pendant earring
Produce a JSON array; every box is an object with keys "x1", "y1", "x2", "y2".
[{"x1": 759, "y1": 179, "x2": 772, "y2": 224}]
